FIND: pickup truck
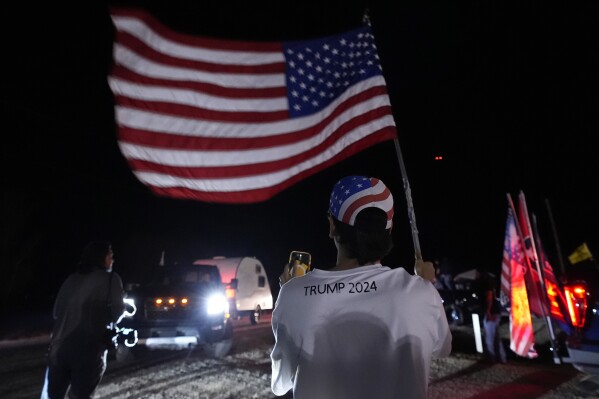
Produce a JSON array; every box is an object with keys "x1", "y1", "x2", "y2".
[{"x1": 117, "y1": 263, "x2": 233, "y2": 359}]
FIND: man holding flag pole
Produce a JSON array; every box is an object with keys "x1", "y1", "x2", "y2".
[
  {"x1": 272, "y1": 175, "x2": 451, "y2": 398},
  {"x1": 108, "y1": 8, "x2": 447, "y2": 398}
]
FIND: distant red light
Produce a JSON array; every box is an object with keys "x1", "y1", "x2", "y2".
[{"x1": 434, "y1": 155, "x2": 443, "y2": 161}]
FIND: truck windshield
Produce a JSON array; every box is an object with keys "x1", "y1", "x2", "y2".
[{"x1": 146, "y1": 266, "x2": 220, "y2": 286}]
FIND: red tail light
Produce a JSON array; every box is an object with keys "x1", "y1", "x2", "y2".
[
  {"x1": 545, "y1": 280, "x2": 567, "y2": 323},
  {"x1": 564, "y1": 283, "x2": 588, "y2": 328}
]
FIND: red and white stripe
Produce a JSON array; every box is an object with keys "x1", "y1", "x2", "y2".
[
  {"x1": 108, "y1": 8, "x2": 397, "y2": 203},
  {"x1": 501, "y1": 245, "x2": 511, "y2": 301},
  {"x1": 337, "y1": 178, "x2": 394, "y2": 229},
  {"x1": 504, "y1": 207, "x2": 536, "y2": 358}
]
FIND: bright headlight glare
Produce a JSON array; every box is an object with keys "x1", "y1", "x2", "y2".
[{"x1": 206, "y1": 293, "x2": 229, "y2": 315}]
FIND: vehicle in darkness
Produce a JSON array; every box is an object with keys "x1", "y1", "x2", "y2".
[
  {"x1": 117, "y1": 263, "x2": 233, "y2": 359},
  {"x1": 438, "y1": 285, "x2": 483, "y2": 327},
  {"x1": 437, "y1": 270, "x2": 488, "y2": 327},
  {"x1": 436, "y1": 261, "x2": 599, "y2": 377},
  {"x1": 193, "y1": 256, "x2": 273, "y2": 325}
]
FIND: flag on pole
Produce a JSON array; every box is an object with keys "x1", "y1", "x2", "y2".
[
  {"x1": 108, "y1": 8, "x2": 398, "y2": 203},
  {"x1": 536, "y1": 235, "x2": 568, "y2": 324},
  {"x1": 517, "y1": 192, "x2": 546, "y2": 319},
  {"x1": 500, "y1": 222, "x2": 512, "y2": 307},
  {"x1": 503, "y1": 207, "x2": 536, "y2": 358},
  {"x1": 517, "y1": 193, "x2": 566, "y2": 360},
  {"x1": 568, "y1": 242, "x2": 594, "y2": 265},
  {"x1": 517, "y1": 194, "x2": 535, "y2": 260}
]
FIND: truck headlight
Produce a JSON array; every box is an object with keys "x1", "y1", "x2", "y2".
[{"x1": 206, "y1": 293, "x2": 229, "y2": 315}]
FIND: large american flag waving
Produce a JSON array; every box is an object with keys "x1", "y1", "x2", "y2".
[{"x1": 108, "y1": 8, "x2": 397, "y2": 203}]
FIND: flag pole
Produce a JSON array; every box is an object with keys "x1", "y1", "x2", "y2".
[
  {"x1": 516, "y1": 192, "x2": 548, "y2": 305},
  {"x1": 544, "y1": 198, "x2": 566, "y2": 275},
  {"x1": 363, "y1": 11, "x2": 421, "y2": 262},
  {"x1": 506, "y1": 193, "x2": 537, "y2": 357},
  {"x1": 531, "y1": 212, "x2": 562, "y2": 363},
  {"x1": 393, "y1": 138, "x2": 422, "y2": 261}
]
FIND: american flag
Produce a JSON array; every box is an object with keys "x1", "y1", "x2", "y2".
[
  {"x1": 502, "y1": 206, "x2": 536, "y2": 358},
  {"x1": 517, "y1": 192, "x2": 546, "y2": 318},
  {"x1": 517, "y1": 193, "x2": 535, "y2": 260},
  {"x1": 537, "y1": 233, "x2": 568, "y2": 324},
  {"x1": 108, "y1": 8, "x2": 397, "y2": 203},
  {"x1": 517, "y1": 193, "x2": 568, "y2": 324}
]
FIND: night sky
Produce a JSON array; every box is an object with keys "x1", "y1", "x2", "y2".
[{"x1": 3, "y1": 1, "x2": 598, "y2": 310}]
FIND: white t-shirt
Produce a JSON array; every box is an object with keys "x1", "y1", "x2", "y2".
[{"x1": 271, "y1": 264, "x2": 452, "y2": 399}]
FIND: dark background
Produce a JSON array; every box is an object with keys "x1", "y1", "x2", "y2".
[{"x1": 2, "y1": 1, "x2": 598, "y2": 310}]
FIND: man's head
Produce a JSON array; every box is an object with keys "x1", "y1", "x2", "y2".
[
  {"x1": 78, "y1": 241, "x2": 113, "y2": 273},
  {"x1": 328, "y1": 176, "x2": 394, "y2": 264}
]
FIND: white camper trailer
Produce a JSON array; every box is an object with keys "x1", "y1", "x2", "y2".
[{"x1": 194, "y1": 257, "x2": 273, "y2": 324}]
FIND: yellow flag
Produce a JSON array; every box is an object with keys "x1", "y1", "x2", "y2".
[{"x1": 568, "y1": 242, "x2": 593, "y2": 265}]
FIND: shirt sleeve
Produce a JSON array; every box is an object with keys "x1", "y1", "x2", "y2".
[{"x1": 270, "y1": 292, "x2": 298, "y2": 396}]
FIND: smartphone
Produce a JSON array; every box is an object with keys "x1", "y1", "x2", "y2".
[{"x1": 288, "y1": 250, "x2": 312, "y2": 277}]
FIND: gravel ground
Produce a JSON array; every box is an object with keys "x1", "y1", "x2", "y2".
[
  {"x1": 89, "y1": 333, "x2": 599, "y2": 399},
  {"x1": 2, "y1": 310, "x2": 599, "y2": 398},
  {"x1": 61, "y1": 326, "x2": 599, "y2": 398}
]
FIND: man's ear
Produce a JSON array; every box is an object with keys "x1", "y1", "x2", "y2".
[{"x1": 328, "y1": 214, "x2": 337, "y2": 239}]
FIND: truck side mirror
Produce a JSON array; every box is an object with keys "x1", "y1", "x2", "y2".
[{"x1": 230, "y1": 278, "x2": 239, "y2": 290}]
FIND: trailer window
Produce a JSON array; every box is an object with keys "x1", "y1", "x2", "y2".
[
  {"x1": 255, "y1": 264, "x2": 262, "y2": 274},
  {"x1": 258, "y1": 276, "x2": 266, "y2": 287}
]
